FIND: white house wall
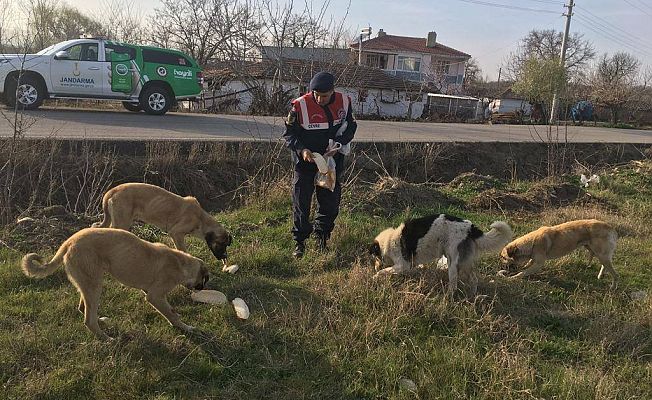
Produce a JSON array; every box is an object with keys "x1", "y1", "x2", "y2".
[
  {"x1": 205, "y1": 79, "x2": 427, "y2": 118},
  {"x1": 488, "y1": 99, "x2": 532, "y2": 115},
  {"x1": 345, "y1": 88, "x2": 426, "y2": 119}
]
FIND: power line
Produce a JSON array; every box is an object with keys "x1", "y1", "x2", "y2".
[
  {"x1": 635, "y1": 0, "x2": 652, "y2": 11},
  {"x1": 574, "y1": 15, "x2": 652, "y2": 57},
  {"x1": 633, "y1": 0, "x2": 652, "y2": 11},
  {"x1": 623, "y1": 0, "x2": 652, "y2": 17},
  {"x1": 575, "y1": 5, "x2": 652, "y2": 52},
  {"x1": 574, "y1": 15, "x2": 650, "y2": 56},
  {"x1": 574, "y1": 14, "x2": 652, "y2": 57},
  {"x1": 523, "y1": 0, "x2": 563, "y2": 4},
  {"x1": 454, "y1": 0, "x2": 560, "y2": 14}
]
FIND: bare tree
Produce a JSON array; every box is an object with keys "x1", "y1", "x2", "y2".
[
  {"x1": 507, "y1": 29, "x2": 595, "y2": 81},
  {"x1": 22, "y1": 0, "x2": 59, "y2": 51},
  {"x1": 149, "y1": 0, "x2": 259, "y2": 66},
  {"x1": 96, "y1": 0, "x2": 146, "y2": 44},
  {"x1": 463, "y1": 58, "x2": 482, "y2": 89},
  {"x1": 54, "y1": 5, "x2": 103, "y2": 40},
  {"x1": 589, "y1": 52, "x2": 643, "y2": 124},
  {"x1": 215, "y1": 0, "x2": 353, "y2": 114},
  {"x1": 0, "y1": 0, "x2": 15, "y2": 51},
  {"x1": 20, "y1": 0, "x2": 103, "y2": 51},
  {"x1": 0, "y1": 21, "x2": 38, "y2": 224}
]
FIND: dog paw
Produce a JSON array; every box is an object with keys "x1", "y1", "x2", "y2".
[
  {"x1": 373, "y1": 271, "x2": 388, "y2": 280},
  {"x1": 96, "y1": 333, "x2": 113, "y2": 341}
]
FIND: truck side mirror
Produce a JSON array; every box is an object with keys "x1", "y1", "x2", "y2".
[{"x1": 54, "y1": 50, "x2": 70, "y2": 60}]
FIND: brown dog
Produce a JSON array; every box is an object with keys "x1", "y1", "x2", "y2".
[
  {"x1": 499, "y1": 219, "x2": 618, "y2": 287},
  {"x1": 21, "y1": 228, "x2": 210, "y2": 340},
  {"x1": 93, "y1": 183, "x2": 231, "y2": 261}
]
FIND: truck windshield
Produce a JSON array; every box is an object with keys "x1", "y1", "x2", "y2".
[
  {"x1": 36, "y1": 40, "x2": 79, "y2": 55},
  {"x1": 36, "y1": 44, "x2": 58, "y2": 55}
]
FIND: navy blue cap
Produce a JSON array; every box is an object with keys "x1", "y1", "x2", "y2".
[{"x1": 309, "y1": 72, "x2": 335, "y2": 92}]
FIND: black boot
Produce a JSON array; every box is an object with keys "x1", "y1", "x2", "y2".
[{"x1": 293, "y1": 241, "x2": 305, "y2": 258}]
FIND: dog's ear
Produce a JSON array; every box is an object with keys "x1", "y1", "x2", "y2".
[
  {"x1": 369, "y1": 241, "x2": 381, "y2": 257},
  {"x1": 205, "y1": 231, "x2": 216, "y2": 244}
]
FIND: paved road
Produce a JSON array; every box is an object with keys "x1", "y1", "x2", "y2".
[{"x1": 1, "y1": 107, "x2": 652, "y2": 142}]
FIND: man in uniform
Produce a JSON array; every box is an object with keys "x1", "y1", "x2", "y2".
[{"x1": 283, "y1": 72, "x2": 357, "y2": 258}]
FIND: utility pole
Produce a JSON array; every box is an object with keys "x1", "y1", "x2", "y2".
[
  {"x1": 359, "y1": 27, "x2": 371, "y2": 65},
  {"x1": 549, "y1": 0, "x2": 575, "y2": 124}
]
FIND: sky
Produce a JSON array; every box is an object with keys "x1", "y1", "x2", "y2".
[{"x1": 62, "y1": 0, "x2": 652, "y2": 80}]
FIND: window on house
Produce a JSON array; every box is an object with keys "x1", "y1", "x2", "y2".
[
  {"x1": 396, "y1": 56, "x2": 421, "y2": 72},
  {"x1": 434, "y1": 60, "x2": 450, "y2": 75},
  {"x1": 380, "y1": 89, "x2": 397, "y2": 102},
  {"x1": 365, "y1": 53, "x2": 388, "y2": 69}
]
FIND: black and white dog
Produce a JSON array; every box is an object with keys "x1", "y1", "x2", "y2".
[{"x1": 370, "y1": 214, "x2": 512, "y2": 295}]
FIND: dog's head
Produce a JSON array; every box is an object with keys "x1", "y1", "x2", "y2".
[
  {"x1": 186, "y1": 259, "x2": 210, "y2": 291},
  {"x1": 370, "y1": 228, "x2": 395, "y2": 271},
  {"x1": 205, "y1": 226, "x2": 232, "y2": 261},
  {"x1": 499, "y1": 244, "x2": 525, "y2": 270}
]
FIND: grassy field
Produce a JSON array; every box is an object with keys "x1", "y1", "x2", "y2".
[{"x1": 1, "y1": 161, "x2": 651, "y2": 399}]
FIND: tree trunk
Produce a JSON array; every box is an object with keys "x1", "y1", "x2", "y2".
[{"x1": 611, "y1": 108, "x2": 618, "y2": 124}]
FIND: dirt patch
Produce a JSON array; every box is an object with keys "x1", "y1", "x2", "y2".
[
  {"x1": 346, "y1": 176, "x2": 463, "y2": 215},
  {"x1": 448, "y1": 172, "x2": 503, "y2": 191},
  {"x1": 2, "y1": 208, "x2": 94, "y2": 253},
  {"x1": 469, "y1": 181, "x2": 585, "y2": 212}
]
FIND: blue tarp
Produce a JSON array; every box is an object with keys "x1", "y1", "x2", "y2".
[{"x1": 571, "y1": 100, "x2": 593, "y2": 122}]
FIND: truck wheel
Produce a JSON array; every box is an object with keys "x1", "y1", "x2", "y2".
[
  {"x1": 140, "y1": 85, "x2": 171, "y2": 115},
  {"x1": 122, "y1": 101, "x2": 142, "y2": 112},
  {"x1": 5, "y1": 75, "x2": 45, "y2": 110}
]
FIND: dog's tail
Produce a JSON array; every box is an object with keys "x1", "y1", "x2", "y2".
[
  {"x1": 21, "y1": 242, "x2": 69, "y2": 278},
  {"x1": 475, "y1": 221, "x2": 513, "y2": 254},
  {"x1": 92, "y1": 191, "x2": 113, "y2": 228}
]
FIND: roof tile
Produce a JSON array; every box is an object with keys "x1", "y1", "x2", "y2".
[{"x1": 351, "y1": 35, "x2": 470, "y2": 58}]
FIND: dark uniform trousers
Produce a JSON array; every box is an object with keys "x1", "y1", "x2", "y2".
[{"x1": 292, "y1": 153, "x2": 344, "y2": 243}]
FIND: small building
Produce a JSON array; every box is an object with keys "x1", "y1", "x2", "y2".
[
  {"x1": 488, "y1": 88, "x2": 532, "y2": 115},
  {"x1": 202, "y1": 58, "x2": 428, "y2": 119},
  {"x1": 425, "y1": 93, "x2": 481, "y2": 121}
]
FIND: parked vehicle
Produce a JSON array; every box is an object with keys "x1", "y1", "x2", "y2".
[{"x1": 0, "y1": 36, "x2": 203, "y2": 115}]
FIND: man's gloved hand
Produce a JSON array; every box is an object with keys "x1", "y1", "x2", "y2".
[
  {"x1": 301, "y1": 149, "x2": 315, "y2": 163},
  {"x1": 323, "y1": 142, "x2": 342, "y2": 157}
]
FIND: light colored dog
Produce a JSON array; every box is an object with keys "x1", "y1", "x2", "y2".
[
  {"x1": 499, "y1": 219, "x2": 618, "y2": 287},
  {"x1": 21, "y1": 228, "x2": 210, "y2": 340},
  {"x1": 93, "y1": 183, "x2": 231, "y2": 261},
  {"x1": 370, "y1": 214, "x2": 512, "y2": 295}
]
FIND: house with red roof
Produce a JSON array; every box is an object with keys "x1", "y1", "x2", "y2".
[{"x1": 351, "y1": 29, "x2": 471, "y2": 93}]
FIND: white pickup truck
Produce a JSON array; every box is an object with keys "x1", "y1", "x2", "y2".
[{"x1": 0, "y1": 37, "x2": 204, "y2": 115}]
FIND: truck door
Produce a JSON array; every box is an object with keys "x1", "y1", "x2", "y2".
[
  {"x1": 50, "y1": 42, "x2": 104, "y2": 96},
  {"x1": 103, "y1": 43, "x2": 138, "y2": 97}
]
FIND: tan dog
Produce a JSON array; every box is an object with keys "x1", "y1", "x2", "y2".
[
  {"x1": 499, "y1": 219, "x2": 618, "y2": 287},
  {"x1": 21, "y1": 228, "x2": 210, "y2": 340},
  {"x1": 93, "y1": 183, "x2": 231, "y2": 261}
]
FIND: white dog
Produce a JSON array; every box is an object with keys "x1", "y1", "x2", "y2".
[{"x1": 370, "y1": 214, "x2": 512, "y2": 295}]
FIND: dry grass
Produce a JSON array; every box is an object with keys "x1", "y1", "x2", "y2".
[{"x1": 1, "y1": 149, "x2": 652, "y2": 399}]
